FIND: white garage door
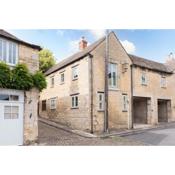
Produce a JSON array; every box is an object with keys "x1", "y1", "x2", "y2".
[{"x1": 0, "y1": 89, "x2": 24, "y2": 145}]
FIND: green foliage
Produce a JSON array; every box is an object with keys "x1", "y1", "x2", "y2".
[
  {"x1": 11, "y1": 64, "x2": 34, "y2": 90},
  {"x1": 0, "y1": 62, "x2": 11, "y2": 88},
  {"x1": 33, "y1": 71, "x2": 47, "y2": 91},
  {"x1": 39, "y1": 49, "x2": 56, "y2": 73}
]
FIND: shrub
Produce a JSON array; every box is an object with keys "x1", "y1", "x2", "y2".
[
  {"x1": 33, "y1": 71, "x2": 47, "y2": 91},
  {"x1": 0, "y1": 61, "x2": 11, "y2": 88},
  {"x1": 11, "y1": 64, "x2": 34, "y2": 90}
]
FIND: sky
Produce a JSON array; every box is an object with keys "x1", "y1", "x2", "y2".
[{"x1": 7, "y1": 29, "x2": 175, "y2": 63}]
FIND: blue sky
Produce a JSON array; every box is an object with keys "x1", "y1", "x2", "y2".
[{"x1": 7, "y1": 29, "x2": 175, "y2": 63}]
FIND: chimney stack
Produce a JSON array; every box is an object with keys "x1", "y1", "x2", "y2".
[{"x1": 79, "y1": 36, "x2": 87, "y2": 50}]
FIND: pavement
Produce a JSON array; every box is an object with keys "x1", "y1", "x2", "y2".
[
  {"x1": 38, "y1": 120, "x2": 143, "y2": 146},
  {"x1": 124, "y1": 124, "x2": 175, "y2": 145}
]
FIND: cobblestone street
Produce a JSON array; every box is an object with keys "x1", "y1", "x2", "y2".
[{"x1": 38, "y1": 121, "x2": 143, "y2": 146}]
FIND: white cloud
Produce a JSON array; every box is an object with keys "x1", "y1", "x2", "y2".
[
  {"x1": 56, "y1": 30, "x2": 64, "y2": 36},
  {"x1": 69, "y1": 39, "x2": 79, "y2": 54},
  {"x1": 120, "y1": 40, "x2": 136, "y2": 54},
  {"x1": 89, "y1": 29, "x2": 106, "y2": 39}
]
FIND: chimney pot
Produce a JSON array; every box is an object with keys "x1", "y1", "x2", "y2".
[{"x1": 79, "y1": 36, "x2": 87, "y2": 50}]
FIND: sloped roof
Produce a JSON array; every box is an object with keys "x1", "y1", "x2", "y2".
[
  {"x1": 0, "y1": 29, "x2": 41, "y2": 50},
  {"x1": 129, "y1": 54, "x2": 173, "y2": 73},
  {"x1": 45, "y1": 36, "x2": 106, "y2": 75}
]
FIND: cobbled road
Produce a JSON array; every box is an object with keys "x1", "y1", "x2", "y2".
[{"x1": 38, "y1": 121, "x2": 143, "y2": 146}]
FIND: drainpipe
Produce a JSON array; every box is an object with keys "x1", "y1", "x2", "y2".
[
  {"x1": 130, "y1": 65, "x2": 134, "y2": 129},
  {"x1": 104, "y1": 30, "x2": 109, "y2": 133},
  {"x1": 88, "y1": 53, "x2": 94, "y2": 133}
]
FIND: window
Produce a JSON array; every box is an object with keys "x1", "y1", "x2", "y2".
[
  {"x1": 141, "y1": 72, "x2": 147, "y2": 85},
  {"x1": 0, "y1": 38, "x2": 18, "y2": 65},
  {"x1": 72, "y1": 66, "x2": 78, "y2": 80},
  {"x1": 161, "y1": 76, "x2": 166, "y2": 88},
  {"x1": 97, "y1": 92, "x2": 104, "y2": 111},
  {"x1": 71, "y1": 95, "x2": 78, "y2": 108},
  {"x1": 42, "y1": 100, "x2": 46, "y2": 111},
  {"x1": 108, "y1": 63, "x2": 117, "y2": 88},
  {"x1": 60, "y1": 73, "x2": 65, "y2": 83},
  {"x1": 4, "y1": 106, "x2": 19, "y2": 119},
  {"x1": 122, "y1": 94, "x2": 128, "y2": 112},
  {"x1": 0, "y1": 94, "x2": 19, "y2": 101},
  {"x1": 50, "y1": 77, "x2": 54, "y2": 88},
  {"x1": 50, "y1": 98, "x2": 57, "y2": 109}
]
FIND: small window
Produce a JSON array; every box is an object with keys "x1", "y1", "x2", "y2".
[
  {"x1": 60, "y1": 73, "x2": 65, "y2": 83},
  {"x1": 10, "y1": 95, "x2": 19, "y2": 101},
  {"x1": 50, "y1": 98, "x2": 57, "y2": 110},
  {"x1": 122, "y1": 94, "x2": 128, "y2": 112},
  {"x1": 0, "y1": 94, "x2": 19, "y2": 101},
  {"x1": 42, "y1": 100, "x2": 46, "y2": 111},
  {"x1": 161, "y1": 76, "x2": 166, "y2": 88},
  {"x1": 72, "y1": 66, "x2": 78, "y2": 80},
  {"x1": 0, "y1": 94, "x2": 9, "y2": 101},
  {"x1": 97, "y1": 92, "x2": 104, "y2": 111},
  {"x1": 50, "y1": 77, "x2": 54, "y2": 88},
  {"x1": 108, "y1": 63, "x2": 117, "y2": 88},
  {"x1": 71, "y1": 95, "x2": 78, "y2": 108},
  {"x1": 4, "y1": 106, "x2": 19, "y2": 119},
  {"x1": 141, "y1": 72, "x2": 147, "y2": 85}
]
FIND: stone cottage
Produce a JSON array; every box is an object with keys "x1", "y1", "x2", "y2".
[
  {"x1": 39, "y1": 31, "x2": 175, "y2": 133},
  {"x1": 0, "y1": 30, "x2": 41, "y2": 145}
]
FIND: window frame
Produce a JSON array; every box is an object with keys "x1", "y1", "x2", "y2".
[
  {"x1": 50, "y1": 76, "x2": 54, "y2": 88},
  {"x1": 60, "y1": 72, "x2": 65, "y2": 84},
  {"x1": 71, "y1": 95, "x2": 79, "y2": 108},
  {"x1": 160, "y1": 75, "x2": 166, "y2": 88},
  {"x1": 97, "y1": 92, "x2": 104, "y2": 111},
  {"x1": 72, "y1": 66, "x2": 78, "y2": 80},
  {"x1": 108, "y1": 62, "x2": 118, "y2": 89},
  {"x1": 122, "y1": 94, "x2": 128, "y2": 112},
  {"x1": 50, "y1": 97, "x2": 57, "y2": 110},
  {"x1": 0, "y1": 37, "x2": 18, "y2": 66},
  {"x1": 141, "y1": 71, "x2": 147, "y2": 85}
]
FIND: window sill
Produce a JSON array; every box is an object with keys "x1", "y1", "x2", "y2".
[
  {"x1": 97, "y1": 110, "x2": 104, "y2": 112},
  {"x1": 141, "y1": 83, "x2": 147, "y2": 86},
  {"x1": 109, "y1": 87, "x2": 119, "y2": 91},
  {"x1": 60, "y1": 82, "x2": 65, "y2": 85},
  {"x1": 122, "y1": 110, "x2": 128, "y2": 112},
  {"x1": 161, "y1": 86, "x2": 167, "y2": 89},
  {"x1": 72, "y1": 78, "x2": 78, "y2": 81},
  {"x1": 71, "y1": 107, "x2": 79, "y2": 109}
]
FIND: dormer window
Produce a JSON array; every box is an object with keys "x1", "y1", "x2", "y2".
[{"x1": 0, "y1": 38, "x2": 18, "y2": 66}]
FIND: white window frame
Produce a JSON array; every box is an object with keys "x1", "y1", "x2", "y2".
[
  {"x1": 97, "y1": 92, "x2": 104, "y2": 111},
  {"x1": 122, "y1": 94, "x2": 128, "y2": 112},
  {"x1": 71, "y1": 95, "x2": 79, "y2": 108},
  {"x1": 50, "y1": 76, "x2": 54, "y2": 88},
  {"x1": 50, "y1": 97, "x2": 57, "y2": 110},
  {"x1": 0, "y1": 37, "x2": 18, "y2": 66},
  {"x1": 141, "y1": 71, "x2": 147, "y2": 85},
  {"x1": 160, "y1": 76, "x2": 166, "y2": 88},
  {"x1": 60, "y1": 72, "x2": 65, "y2": 84},
  {"x1": 108, "y1": 63, "x2": 118, "y2": 89},
  {"x1": 72, "y1": 66, "x2": 78, "y2": 80}
]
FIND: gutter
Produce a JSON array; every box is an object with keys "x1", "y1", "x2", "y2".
[
  {"x1": 130, "y1": 64, "x2": 134, "y2": 129},
  {"x1": 88, "y1": 53, "x2": 94, "y2": 133}
]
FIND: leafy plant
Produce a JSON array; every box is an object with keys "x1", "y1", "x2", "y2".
[
  {"x1": 11, "y1": 64, "x2": 34, "y2": 90},
  {"x1": 0, "y1": 61, "x2": 11, "y2": 88},
  {"x1": 33, "y1": 71, "x2": 47, "y2": 91},
  {"x1": 39, "y1": 49, "x2": 56, "y2": 73}
]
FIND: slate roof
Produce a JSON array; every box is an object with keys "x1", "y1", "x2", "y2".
[
  {"x1": 0, "y1": 29, "x2": 41, "y2": 50},
  {"x1": 129, "y1": 54, "x2": 172, "y2": 73},
  {"x1": 45, "y1": 36, "x2": 106, "y2": 75},
  {"x1": 45, "y1": 31, "x2": 173, "y2": 76}
]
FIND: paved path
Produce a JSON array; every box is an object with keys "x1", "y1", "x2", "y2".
[
  {"x1": 124, "y1": 124, "x2": 175, "y2": 145},
  {"x1": 38, "y1": 121, "x2": 143, "y2": 146}
]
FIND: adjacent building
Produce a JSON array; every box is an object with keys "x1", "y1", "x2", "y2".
[
  {"x1": 39, "y1": 31, "x2": 175, "y2": 133},
  {"x1": 0, "y1": 30, "x2": 41, "y2": 145}
]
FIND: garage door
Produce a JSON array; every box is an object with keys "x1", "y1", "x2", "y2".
[{"x1": 0, "y1": 89, "x2": 24, "y2": 145}]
